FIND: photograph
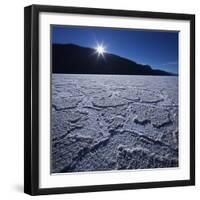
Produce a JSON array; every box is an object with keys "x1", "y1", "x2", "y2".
[
  {"x1": 24, "y1": 5, "x2": 195, "y2": 195},
  {"x1": 51, "y1": 26, "x2": 179, "y2": 174}
]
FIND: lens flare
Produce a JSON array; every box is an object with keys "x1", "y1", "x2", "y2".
[{"x1": 96, "y1": 45, "x2": 105, "y2": 55}]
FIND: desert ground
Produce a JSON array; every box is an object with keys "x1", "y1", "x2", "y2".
[{"x1": 51, "y1": 74, "x2": 178, "y2": 173}]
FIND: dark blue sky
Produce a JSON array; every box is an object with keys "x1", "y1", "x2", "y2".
[{"x1": 52, "y1": 26, "x2": 178, "y2": 74}]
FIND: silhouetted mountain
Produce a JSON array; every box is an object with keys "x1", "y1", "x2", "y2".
[{"x1": 52, "y1": 44, "x2": 175, "y2": 76}]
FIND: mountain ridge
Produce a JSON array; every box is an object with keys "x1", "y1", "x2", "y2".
[{"x1": 52, "y1": 43, "x2": 176, "y2": 76}]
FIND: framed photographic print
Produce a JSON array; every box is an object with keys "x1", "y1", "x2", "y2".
[{"x1": 24, "y1": 4, "x2": 195, "y2": 195}]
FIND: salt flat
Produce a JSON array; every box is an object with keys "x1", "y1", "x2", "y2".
[{"x1": 51, "y1": 74, "x2": 178, "y2": 173}]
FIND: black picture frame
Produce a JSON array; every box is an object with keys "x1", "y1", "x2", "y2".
[{"x1": 24, "y1": 4, "x2": 195, "y2": 195}]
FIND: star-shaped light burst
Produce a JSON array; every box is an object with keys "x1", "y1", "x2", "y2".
[
  {"x1": 95, "y1": 43, "x2": 106, "y2": 58},
  {"x1": 96, "y1": 45, "x2": 105, "y2": 55}
]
